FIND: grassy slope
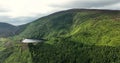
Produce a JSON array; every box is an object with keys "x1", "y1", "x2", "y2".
[{"x1": 1, "y1": 9, "x2": 120, "y2": 63}]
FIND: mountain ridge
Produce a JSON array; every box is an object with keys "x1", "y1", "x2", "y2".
[
  {"x1": 18, "y1": 9, "x2": 120, "y2": 46},
  {"x1": 0, "y1": 9, "x2": 120, "y2": 63},
  {"x1": 0, "y1": 22, "x2": 17, "y2": 37}
]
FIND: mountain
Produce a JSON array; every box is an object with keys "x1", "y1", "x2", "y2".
[
  {"x1": 1, "y1": 9, "x2": 120, "y2": 63},
  {"x1": 0, "y1": 22, "x2": 17, "y2": 37},
  {"x1": 20, "y1": 9, "x2": 120, "y2": 46},
  {"x1": 0, "y1": 22, "x2": 28, "y2": 37}
]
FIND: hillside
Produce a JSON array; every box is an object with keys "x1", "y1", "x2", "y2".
[
  {"x1": 0, "y1": 9, "x2": 120, "y2": 63},
  {"x1": 19, "y1": 9, "x2": 120, "y2": 46},
  {"x1": 0, "y1": 22, "x2": 17, "y2": 37},
  {"x1": 0, "y1": 22, "x2": 27, "y2": 37}
]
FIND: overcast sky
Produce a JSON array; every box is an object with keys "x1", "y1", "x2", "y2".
[{"x1": 0, "y1": 0, "x2": 120, "y2": 25}]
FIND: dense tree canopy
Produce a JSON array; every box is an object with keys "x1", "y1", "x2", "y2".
[{"x1": 0, "y1": 9, "x2": 120, "y2": 63}]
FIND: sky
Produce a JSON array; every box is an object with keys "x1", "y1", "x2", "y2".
[{"x1": 0, "y1": 0, "x2": 120, "y2": 25}]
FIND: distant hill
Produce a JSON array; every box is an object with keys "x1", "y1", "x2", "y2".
[
  {"x1": 0, "y1": 22, "x2": 28, "y2": 37},
  {"x1": 0, "y1": 22, "x2": 17, "y2": 37}
]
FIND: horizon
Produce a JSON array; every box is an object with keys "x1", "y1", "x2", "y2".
[
  {"x1": 1, "y1": 8, "x2": 120, "y2": 26},
  {"x1": 0, "y1": 0, "x2": 120, "y2": 25}
]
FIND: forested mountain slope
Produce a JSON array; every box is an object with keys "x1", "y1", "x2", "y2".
[
  {"x1": 20, "y1": 9, "x2": 120, "y2": 46},
  {"x1": 1, "y1": 9, "x2": 120, "y2": 63}
]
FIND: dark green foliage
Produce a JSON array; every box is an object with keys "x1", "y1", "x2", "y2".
[
  {"x1": 0, "y1": 47, "x2": 13, "y2": 63},
  {"x1": 1, "y1": 9, "x2": 120, "y2": 63},
  {"x1": 19, "y1": 9, "x2": 120, "y2": 46},
  {"x1": 28, "y1": 39, "x2": 120, "y2": 63}
]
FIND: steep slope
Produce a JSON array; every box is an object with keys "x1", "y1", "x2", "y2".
[
  {"x1": 19, "y1": 9, "x2": 120, "y2": 46},
  {"x1": 15, "y1": 24, "x2": 28, "y2": 35},
  {"x1": 1, "y1": 9, "x2": 120, "y2": 63}
]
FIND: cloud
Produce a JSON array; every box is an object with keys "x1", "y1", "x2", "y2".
[
  {"x1": 0, "y1": 9, "x2": 8, "y2": 12},
  {"x1": 0, "y1": 7, "x2": 9, "y2": 12},
  {"x1": 51, "y1": 0, "x2": 120, "y2": 9},
  {"x1": 0, "y1": 0, "x2": 120, "y2": 25},
  {"x1": 0, "y1": 0, "x2": 70, "y2": 18},
  {"x1": 96, "y1": 3, "x2": 120, "y2": 10},
  {"x1": 0, "y1": 16, "x2": 39, "y2": 26}
]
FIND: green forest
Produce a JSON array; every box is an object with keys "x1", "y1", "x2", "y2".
[{"x1": 0, "y1": 9, "x2": 120, "y2": 63}]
